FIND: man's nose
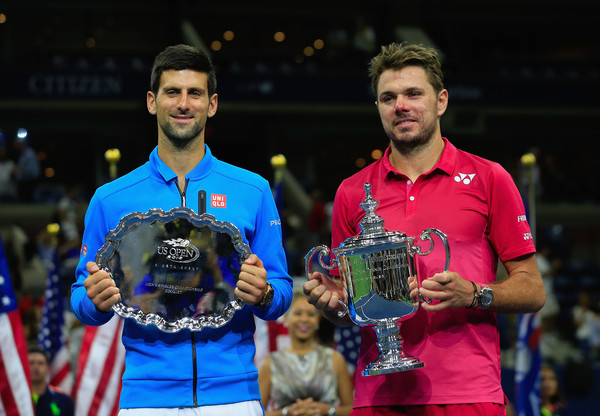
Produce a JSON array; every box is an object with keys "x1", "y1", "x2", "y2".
[
  {"x1": 178, "y1": 92, "x2": 190, "y2": 110},
  {"x1": 395, "y1": 97, "x2": 409, "y2": 112}
]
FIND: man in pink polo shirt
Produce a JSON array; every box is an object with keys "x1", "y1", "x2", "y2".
[{"x1": 304, "y1": 42, "x2": 545, "y2": 416}]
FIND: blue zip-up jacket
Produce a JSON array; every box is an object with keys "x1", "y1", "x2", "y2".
[{"x1": 71, "y1": 145, "x2": 292, "y2": 408}]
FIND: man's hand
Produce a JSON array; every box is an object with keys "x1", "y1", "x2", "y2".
[
  {"x1": 412, "y1": 271, "x2": 477, "y2": 311},
  {"x1": 303, "y1": 271, "x2": 344, "y2": 312},
  {"x1": 303, "y1": 271, "x2": 353, "y2": 327},
  {"x1": 84, "y1": 261, "x2": 121, "y2": 313},
  {"x1": 235, "y1": 254, "x2": 268, "y2": 305}
]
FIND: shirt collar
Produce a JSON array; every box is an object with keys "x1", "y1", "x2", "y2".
[{"x1": 381, "y1": 137, "x2": 456, "y2": 179}]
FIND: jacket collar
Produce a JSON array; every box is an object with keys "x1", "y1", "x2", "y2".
[{"x1": 149, "y1": 144, "x2": 215, "y2": 183}]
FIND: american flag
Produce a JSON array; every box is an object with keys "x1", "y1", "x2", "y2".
[
  {"x1": 72, "y1": 316, "x2": 125, "y2": 416},
  {"x1": 254, "y1": 316, "x2": 289, "y2": 368},
  {"x1": 333, "y1": 325, "x2": 361, "y2": 380},
  {"x1": 514, "y1": 312, "x2": 541, "y2": 416},
  {"x1": 0, "y1": 235, "x2": 35, "y2": 416},
  {"x1": 37, "y1": 249, "x2": 73, "y2": 393}
]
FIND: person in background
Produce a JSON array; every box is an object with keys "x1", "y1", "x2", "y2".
[
  {"x1": 13, "y1": 128, "x2": 40, "y2": 202},
  {"x1": 70, "y1": 44, "x2": 292, "y2": 415},
  {"x1": 540, "y1": 363, "x2": 568, "y2": 416},
  {"x1": 29, "y1": 346, "x2": 74, "y2": 416},
  {"x1": 308, "y1": 188, "x2": 328, "y2": 246},
  {"x1": 304, "y1": 42, "x2": 545, "y2": 415},
  {"x1": 0, "y1": 131, "x2": 17, "y2": 202},
  {"x1": 572, "y1": 291, "x2": 600, "y2": 361},
  {"x1": 259, "y1": 292, "x2": 354, "y2": 416}
]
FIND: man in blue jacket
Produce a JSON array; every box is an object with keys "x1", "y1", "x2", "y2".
[{"x1": 71, "y1": 44, "x2": 293, "y2": 415}]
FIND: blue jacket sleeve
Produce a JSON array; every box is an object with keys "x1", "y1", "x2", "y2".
[
  {"x1": 249, "y1": 181, "x2": 293, "y2": 321},
  {"x1": 70, "y1": 191, "x2": 115, "y2": 326}
]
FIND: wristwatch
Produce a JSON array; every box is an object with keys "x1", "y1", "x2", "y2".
[
  {"x1": 478, "y1": 285, "x2": 494, "y2": 309},
  {"x1": 257, "y1": 282, "x2": 274, "y2": 308}
]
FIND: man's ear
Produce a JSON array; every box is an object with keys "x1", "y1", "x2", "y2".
[
  {"x1": 147, "y1": 91, "x2": 157, "y2": 115},
  {"x1": 437, "y1": 89, "x2": 448, "y2": 117},
  {"x1": 208, "y1": 93, "x2": 218, "y2": 118}
]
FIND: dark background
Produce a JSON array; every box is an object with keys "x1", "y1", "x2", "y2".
[
  {"x1": 2, "y1": 1, "x2": 600, "y2": 414},
  {"x1": 1, "y1": 0, "x2": 599, "y2": 202}
]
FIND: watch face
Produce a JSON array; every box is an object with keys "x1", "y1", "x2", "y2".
[{"x1": 480, "y1": 287, "x2": 493, "y2": 308}]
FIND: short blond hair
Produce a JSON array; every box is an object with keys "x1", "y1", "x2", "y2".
[{"x1": 368, "y1": 42, "x2": 444, "y2": 97}]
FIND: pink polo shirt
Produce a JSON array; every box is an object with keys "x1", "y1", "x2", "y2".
[{"x1": 331, "y1": 138, "x2": 535, "y2": 407}]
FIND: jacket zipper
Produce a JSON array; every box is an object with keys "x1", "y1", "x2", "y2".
[
  {"x1": 193, "y1": 190, "x2": 206, "y2": 405},
  {"x1": 191, "y1": 332, "x2": 198, "y2": 406},
  {"x1": 178, "y1": 177, "x2": 190, "y2": 207},
  {"x1": 176, "y1": 177, "x2": 198, "y2": 406}
]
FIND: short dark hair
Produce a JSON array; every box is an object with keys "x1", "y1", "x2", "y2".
[
  {"x1": 150, "y1": 44, "x2": 217, "y2": 96},
  {"x1": 28, "y1": 346, "x2": 50, "y2": 364},
  {"x1": 368, "y1": 42, "x2": 444, "y2": 97}
]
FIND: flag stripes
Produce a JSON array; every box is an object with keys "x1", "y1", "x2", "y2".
[
  {"x1": 0, "y1": 235, "x2": 34, "y2": 416},
  {"x1": 73, "y1": 316, "x2": 125, "y2": 416}
]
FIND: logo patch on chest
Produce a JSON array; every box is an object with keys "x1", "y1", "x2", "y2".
[
  {"x1": 211, "y1": 194, "x2": 227, "y2": 208},
  {"x1": 454, "y1": 172, "x2": 476, "y2": 185}
]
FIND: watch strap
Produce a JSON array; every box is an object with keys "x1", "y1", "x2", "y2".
[{"x1": 257, "y1": 282, "x2": 273, "y2": 308}]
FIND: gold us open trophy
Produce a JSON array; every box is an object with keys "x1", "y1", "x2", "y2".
[{"x1": 305, "y1": 183, "x2": 450, "y2": 375}]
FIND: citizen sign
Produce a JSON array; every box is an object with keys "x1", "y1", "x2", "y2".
[
  {"x1": 158, "y1": 238, "x2": 200, "y2": 263},
  {"x1": 28, "y1": 74, "x2": 123, "y2": 96}
]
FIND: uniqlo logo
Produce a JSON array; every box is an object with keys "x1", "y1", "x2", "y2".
[
  {"x1": 81, "y1": 244, "x2": 87, "y2": 256},
  {"x1": 211, "y1": 194, "x2": 227, "y2": 208}
]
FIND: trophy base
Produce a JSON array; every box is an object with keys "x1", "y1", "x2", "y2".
[{"x1": 362, "y1": 355, "x2": 424, "y2": 376}]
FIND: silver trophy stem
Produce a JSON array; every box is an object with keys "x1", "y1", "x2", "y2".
[{"x1": 363, "y1": 319, "x2": 424, "y2": 376}]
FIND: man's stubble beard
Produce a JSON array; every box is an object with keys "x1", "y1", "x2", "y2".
[
  {"x1": 160, "y1": 120, "x2": 204, "y2": 150},
  {"x1": 389, "y1": 117, "x2": 438, "y2": 155}
]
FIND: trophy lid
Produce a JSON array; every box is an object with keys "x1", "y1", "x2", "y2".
[
  {"x1": 359, "y1": 183, "x2": 385, "y2": 235},
  {"x1": 334, "y1": 183, "x2": 408, "y2": 253}
]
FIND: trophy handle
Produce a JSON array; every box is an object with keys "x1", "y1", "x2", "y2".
[
  {"x1": 304, "y1": 245, "x2": 339, "y2": 278},
  {"x1": 411, "y1": 228, "x2": 451, "y2": 304},
  {"x1": 414, "y1": 228, "x2": 451, "y2": 271},
  {"x1": 304, "y1": 245, "x2": 349, "y2": 318}
]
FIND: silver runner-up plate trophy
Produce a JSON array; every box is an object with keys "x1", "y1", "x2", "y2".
[
  {"x1": 95, "y1": 207, "x2": 251, "y2": 333},
  {"x1": 304, "y1": 183, "x2": 450, "y2": 376}
]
